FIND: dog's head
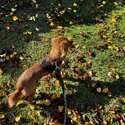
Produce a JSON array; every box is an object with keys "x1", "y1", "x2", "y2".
[{"x1": 50, "y1": 36, "x2": 73, "y2": 61}]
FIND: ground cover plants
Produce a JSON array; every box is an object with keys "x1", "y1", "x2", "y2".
[{"x1": 0, "y1": 0, "x2": 125, "y2": 124}]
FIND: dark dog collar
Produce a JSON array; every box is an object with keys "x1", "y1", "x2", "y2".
[{"x1": 41, "y1": 58, "x2": 62, "y2": 73}]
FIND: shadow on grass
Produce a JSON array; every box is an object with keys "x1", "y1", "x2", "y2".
[
  {"x1": 0, "y1": 0, "x2": 122, "y2": 50},
  {"x1": 1, "y1": 77, "x2": 125, "y2": 124},
  {"x1": 0, "y1": 0, "x2": 49, "y2": 50},
  {"x1": 65, "y1": 77, "x2": 125, "y2": 112},
  {"x1": 36, "y1": 77, "x2": 125, "y2": 124}
]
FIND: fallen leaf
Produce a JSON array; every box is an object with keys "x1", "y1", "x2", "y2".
[
  {"x1": 68, "y1": 109, "x2": 72, "y2": 115},
  {"x1": 111, "y1": 17, "x2": 116, "y2": 24},
  {"x1": 107, "y1": 38, "x2": 112, "y2": 43},
  {"x1": 82, "y1": 45, "x2": 86, "y2": 49},
  {"x1": 115, "y1": 114, "x2": 121, "y2": 120},
  {"x1": 35, "y1": 111, "x2": 41, "y2": 116},
  {"x1": 68, "y1": 36, "x2": 73, "y2": 41},
  {"x1": 73, "y1": 3, "x2": 78, "y2": 7},
  {"x1": 108, "y1": 44, "x2": 116, "y2": 49},
  {"x1": 100, "y1": 34, "x2": 108, "y2": 39},
  {"x1": 115, "y1": 74, "x2": 120, "y2": 80},
  {"x1": 44, "y1": 99, "x2": 51, "y2": 106},
  {"x1": 120, "y1": 97, "x2": 125, "y2": 104},
  {"x1": 5, "y1": 56, "x2": 10, "y2": 61},
  {"x1": 61, "y1": 70, "x2": 67, "y2": 76},
  {"x1": 0, "y1": 68, "x2": 3, "y2": 75},
  {"x1": 83, "y1": 73, "x2": 89, "y2": 80},
  {"x1": 102, "y1": 87, "x2": 109, "y2": 94},
  {"x1": 96, "y1": 87, "x2": 102, "y2": 93},
  {"x1": 23, "y1": 31, "x2": 32, "y2": 35},
  {"x1": 69, "y1": 21, "x2": 73, "y2": 25},
  {"x1": 0, "y1": 53, "x2": 6, "y2": 58},
  {"x1": 29, "y1": 104, "x2": 35, "y2": 110},
  {"x1": 0, "y1": 114, "x2": 5, "y2": 119},
  {"x1": 56, "y1": 94, "x2": 61, "y2": 98},
  {"x1": 96, "y1": 5, "x2": 101, "y2": 10},
  {"x1": 53, "y1": 120, "x2": 60, "y2": 125},
  {"x1": 50, "y1": 94, "x2": 57, "y2": 101},
  {"x1": 82, "y1": 63, "x2": 87, "y2": 67},
  {"x1": 15, "y1": 115, "x2": 21, "y2": 122},
  {"x1": 16, "y1": 100, "x2": 24, "y2": 107},
  {"x1": 103, "y1": 119, "x2": 107, "y2": 125},
  {"x1": 72, "y1": 110, "x2": 81, "y2": 124},
  {"x1": 73, "y1": 10, "x2": 77, "y2": 13},
  {"x1": 10, "y1": 52, "x2": 17, "y2": 59},
  {"x1": 44, "y1": 82, "x2": 51, "y2": 88},
  {"x1": 77, "y1": 71, "x2": 84, "y2": 77},
  {"x1": 5, "y1": 26, "x2": 10, "y2": 30},
  {"x1": 29, "y1": 16, "x2": 36, "y2": 21},
  {"x1": 32, "y1": 0, "x2": 37, "y2": 4},
  {"x1": 11, "y1": 8, "x2": 16, "y2": 12},
  {"x1": 35, "y1": 4, "x2": 39, "y2": 8},
  {"x1": 108, "y1": 68, "x2": 115, "y2": 77},
  {"x1": 0, "y1": 113, "x2": 5, "y2": 122},
  {"x1": 59, "y1": 10, "x2": 66, "y2": 15},
  {"x1": 88, "y1": 70, "x2": 93, "y2": 77},
  {"x1": 35, "y1": 27, "x2": 39, "y2": 31},
  {"x1": 74, "y1": 43, "x2": 79, "y2": 49},
  {"x1": 50, "y1": 22, "x2": 55, "y2": 27},
  {"x1": 19, "y1": 56, "x2": 24, "y2": 60},
  {"x1": 13, "y1": 16, "x2": 18, "y2": 21},
  {"x1": 58, "y1": 106, "x2": 64, "y2": 112},
  {"x1": 102, "y1": 1, "x2": 106, "y2": 4}
]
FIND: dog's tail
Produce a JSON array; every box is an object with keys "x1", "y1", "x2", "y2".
[{"x1": 8, "y1": 85, "x2": 23, "y2": 108}]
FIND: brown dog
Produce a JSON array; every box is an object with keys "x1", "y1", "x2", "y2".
[{"x1": 8, "y1": 36, "x2": 73, "y2": 108}]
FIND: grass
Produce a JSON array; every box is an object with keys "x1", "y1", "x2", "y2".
[{"x1": 0, "y1": 0, "x2": 125, "y2": 124}]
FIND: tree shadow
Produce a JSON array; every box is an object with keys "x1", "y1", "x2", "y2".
[
  {"x1": 0, "y1": 0, "x2": 50, "y2": 51},
  {"x1": 0, "y1": 0, "x2": 123, "y2": 50},
  {"x1": 65, "y1": 77, "x2": 125, "y2": 112},
  {"x1": 36, "y1": 77, "x2": 125, "y2": 124},
  {"x1": 42, "y1": 0, "x2": 123, "y2": 26}
]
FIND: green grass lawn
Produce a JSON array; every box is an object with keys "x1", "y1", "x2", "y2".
[{"x1": 0, "y1": 0, "x2": 125, "y2": 125}]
